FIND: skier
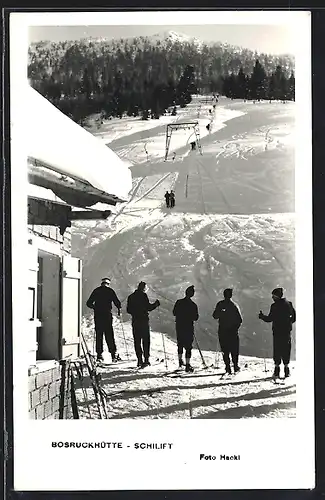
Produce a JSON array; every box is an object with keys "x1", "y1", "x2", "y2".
[
  {"x1": 172, "y1": 285, "x2": 199, "y2": 372},
  {"x1": 126, "y1": 281, "x2": 160, "y2": 368},
  {"x1": 164, "y1": 191, "x2": 170, "y2": 208},
  {"x1": 169, "y1": 190, "x2": 175, "y2": 208},
  {"x1": 258, "y1": 287, "x2": 296, "y2": 378},
  {"x1": 86, "y1": 278, "x2": 122, "y2": 363},
  {"x1": 212, "y1": 289, "x2": 243, "y2": 374}
]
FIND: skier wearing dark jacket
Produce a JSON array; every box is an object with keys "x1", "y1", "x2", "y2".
[
  {"x1": 212, "y1": 289, "x2": 243, "y2": 374},
  {"x1": 169, "y1": 190, "x2": 175, "y2": 208},
  {"x1": 172, "y1": 285, "x2": 199, "y2": 372},
  {"x1": 259, "y1": 287, "x2": 296, "y2": 378},
  {"x1": 127, "y1": 282, "x2": 160, "y2": 368},
  {"x1": 86, "y1": 278, "x2": 122, "y2": 362},
  {"x1": 164, "y1": 191, "x2": 170, "y2": 208}
]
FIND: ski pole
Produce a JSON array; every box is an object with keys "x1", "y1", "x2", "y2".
[
  {"x1": 119, "y1": 315, "x2": 129, "y2": 361},
  {"x1": 263, "y1": 333, "x2": 268, "y2": 373},
  {"x1": 193, "y1": 333, "x2": 207, "y2": 368},
  {"x1": 214, "y1": 338, "x2": 220, "y2": 369},
  {"x1": 92, "y1": 330, "x2": 95, "y2": 356},
  {"x1": 161, "y1": 333, "x2": 168, "y2": 371}
]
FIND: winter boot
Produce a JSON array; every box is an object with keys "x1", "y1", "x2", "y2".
[
  {"x1": 185, "y1": 364, "x2": 194, "y2": 373},
  {"x1": 284, "y1": 365, "x2": 290, "y2": 378},
  {"x1": 225, "y1": 365, "x2": 232, "y2": 375},
  {"x1": 97, "y1": 354, "x2": 104, "y2": 362},
  {"x1": 234, "y1": 365, "x2": 240, "y2": 373},
  {"x1": 142, "y1": 360, "x2": 151, "y2": 368},
  {"x1": 273, "y1": 365, "x2": 280, "y2": 378},
  {"x1": 137, "y1": 359, "x2": 143, "y2": 368},
  {"x1": 178, "y1": 358, "x2": 185, "y2": 368}
]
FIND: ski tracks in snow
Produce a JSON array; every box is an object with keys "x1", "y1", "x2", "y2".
[{"x1": 75, "y1": 349, "x2": 296, "y2": 419}]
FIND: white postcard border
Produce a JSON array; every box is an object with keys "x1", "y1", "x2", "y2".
[{"x1": 10, "y1": 10, "x2": 313, "y2": 491}]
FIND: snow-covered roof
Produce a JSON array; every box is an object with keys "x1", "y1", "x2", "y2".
[
  {"x1": 26, "y1": 86, "x2": 132, "y2": 204},
  {"x1": 28, "y1": 182, "x2": 67, "y2": 204}
]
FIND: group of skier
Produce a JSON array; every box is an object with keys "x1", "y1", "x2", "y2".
[
  {"x1": 164, "y1": 190, "x2": 175, "y2": 208},
  {"x1": 86, "y1": 278, "x2": 296, "y2": 378}
]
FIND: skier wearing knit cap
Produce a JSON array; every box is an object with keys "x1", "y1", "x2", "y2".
[
  {"x1": 259, "y1": 287, "x2": 296, "y2": 378},
  {"x1": 172, "y1": 285, "x2": 199, "y2": 372},
  {"x1": 212, "y1": 288, "x2": 243, "y2": 374}
]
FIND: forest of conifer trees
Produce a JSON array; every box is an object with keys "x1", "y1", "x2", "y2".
[{"x1": 28, "y1": 34, "x2": 295, "y2": 124}]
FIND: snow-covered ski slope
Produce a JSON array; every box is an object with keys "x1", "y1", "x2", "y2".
[
  {"x1": 73, "y1": 96, "x2": 295, "y2": 362},
  {"x1": 76, "y1": 318, "x2": 296, "y2": 419}
]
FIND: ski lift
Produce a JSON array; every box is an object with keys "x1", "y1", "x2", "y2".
[{"x1": 165, "y1": 121, "x2": 202, "y2": 160}]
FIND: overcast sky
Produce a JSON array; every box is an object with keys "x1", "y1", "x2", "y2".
[{"x1": 28, "y1": 25, "x2": 294, "y2": 55}]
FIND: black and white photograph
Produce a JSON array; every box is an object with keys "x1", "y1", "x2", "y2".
[{"x1": 10, "y1": 10, "x2": 313, "y2": 491}]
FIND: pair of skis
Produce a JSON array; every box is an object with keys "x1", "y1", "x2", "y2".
[
  {"x1": 130, "y1": 358, "x2": 165, "y2": 370},
  {"x1": 80, "y1": 332, "x2": 109, "y2": 419}
]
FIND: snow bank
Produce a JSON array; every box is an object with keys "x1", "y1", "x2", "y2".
[{"x1": 86, "y1": 114, "x2": 181, "y2": 144}]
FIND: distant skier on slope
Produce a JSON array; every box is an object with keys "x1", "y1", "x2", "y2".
[
  {"x1": 259, "y1": 287, "x2": 296, "y2": 378},
  {"x1": 164, "y1": 191, "x2": 170, "y2": 208},
  {"x1": 172, "y1": 285, "x2": 199, "y2": 372},
  {"x1": 86, "y1": 278, "x2": 122, "y2": 363},
  {"x1": 126, "y1": 282, "x2": 160, "y2": 368},
  {"x1": 169, "y1": 190, "x2": 175, "y2": 208},
  {"x1": 212, "y1": 289, "x2": 243, "y2": 374}
]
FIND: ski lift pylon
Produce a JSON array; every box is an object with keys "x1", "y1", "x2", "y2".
[{"x1": 164, "y1": 121, "x2": 203, "y2": 160}]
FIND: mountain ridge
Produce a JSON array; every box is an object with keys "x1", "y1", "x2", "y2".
[{"x1": 29, "y1": 29, "x2": 293, "y2": 58}]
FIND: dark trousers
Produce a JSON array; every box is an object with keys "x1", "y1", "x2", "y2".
[
  {"x1": 132, "y1": 319, "x2": 150, "y2": 363},
  {"x1": 165, "y1": 198, "x2": 170, "y2": 208},
  {"x1": 176, "y1": 325, "x2": 194, "y2": 359},
  {"x1": 219, "y1": 330, "x2": 239, "y2": 369},
  {"x1": 170, "y1": 197, "x2": 175, "y2": 208},
  {"x1": 273, "y1": 333, "x2": 291, "y2": 365},
  {"x1": 95, "y1": 314, "x2": 116, "y2": 357}
]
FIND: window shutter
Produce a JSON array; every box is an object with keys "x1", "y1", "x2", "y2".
[
  {"x1": 28, "y1": 243, "x2": 39, "y2": 365},
  {"x1": 60, "y1": 256, "x2": 82, "y2": 359}
]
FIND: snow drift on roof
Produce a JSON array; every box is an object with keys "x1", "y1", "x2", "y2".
[{"x1": 26, "y1": 86, "x2": 132, "y2": 202}]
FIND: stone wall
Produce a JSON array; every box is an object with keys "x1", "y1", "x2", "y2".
[{"x1": 28, "y1": 359, "x2": 75, "y2": 419}]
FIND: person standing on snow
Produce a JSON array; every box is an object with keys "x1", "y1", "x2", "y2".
[
  {"x1": 169, "y1": 190, "x2": 175, "y2": 208},
  {"x1": 172, "y1": 285, "x2": 199, "y2": 373},
  {"x1": 86, "y1": 278, "x2": 122, "y2": 363},
  {"x1": 259, "y1": 287, "x2": 296, "y2": 378},
  {"x1": 164, "y1": 191, "x2": 170, "y2": 208},
  {"x1": 212, "y1": 288, "x2": 243, "y2": 374},
  {"x1": 127, "y1": 281, "x2": 160, "y2": 368}
]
